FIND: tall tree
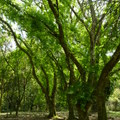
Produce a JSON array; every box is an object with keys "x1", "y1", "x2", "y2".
[{"x1": 0, "y1": 0, "x2": 120, "y2": 120}]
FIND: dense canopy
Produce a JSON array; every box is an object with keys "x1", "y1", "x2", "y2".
[{"x1": 0, "y1": 0, "x2": 120, "y2": 120}]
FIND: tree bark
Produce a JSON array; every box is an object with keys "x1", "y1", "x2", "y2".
[
  {"x1": 97, "y1": 78, "x2": 110, "y2": 120},
  {"x1": 67, "y1": 94, "x2": 75, "y2": 120},
  {"x1": 0, "y1": 84, "x2": 3, "y2": 113},
  {"x1": 97, "y1": 94, "x2": 107, "y2": 120},
  {"x1": 76, "y1": 103, "x2": 89, "y2": 120},
  {"x1": 16, "y1": 107, "x2": 19, "y2": 116},
  {"x1": 0, "y1": 98, "x2": 2, "y2": 113},
  {"x1": 15, "y1": 100, "x2": 21, "y2": 116},
  {"x1": 45, "y1": 96, "x2": 56, "y2": 118}
]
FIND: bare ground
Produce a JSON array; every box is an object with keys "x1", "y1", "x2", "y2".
[{"x1": 0, "y1": 112, "x2": 120, "y2": 120}]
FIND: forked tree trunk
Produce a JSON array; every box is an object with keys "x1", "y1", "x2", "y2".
[
  {"x1": 97, "y1": 93, "x2": 107, "y2": 120},
  {"x1": 76, "y1": 103, "x2": 89, "y2": 120},
  {"x1": 67, "y1": 94, "x2": 75, "y2": 120}
]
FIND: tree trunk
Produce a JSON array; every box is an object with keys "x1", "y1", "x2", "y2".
[
  {"x1": 9, "y1": 103, "x2": 12, "y2": 115},
  {"x1": 0, "y1": 79, "x2": 4, "y2": 113},
  {"x1": 97, "y1": 94, "x2": 107, "y2": 120},
  {"x1": 0, "y1": 98, "x2": 2, "y2": 113},
  {"x1": 76, "y1": 103, "x2": 89, "y2": 120},
  {"x1": 67, "y1": 94, "x2": 75, "y2": 120},
  {"x1": 0, "y1": 97, "x2": 2, "y2": 113},
  {"x1": 15, "y1": 104, "x2": 19, "y2": 116},
  {"x1": 15, "y1": 100, "x2": 21, "y2": 116},
  {"x1": 48, "y1": 100, "x2": 56, "y2": 118},
  {"x1": 91, "y1": 102, "x2": 97, "y2": 113},
  {"x1": 46, "y1": 96, "x2": 56, "y2": 118},
  {"x1": 16, "y1": 108, "x2": 19, "y2": 116}
]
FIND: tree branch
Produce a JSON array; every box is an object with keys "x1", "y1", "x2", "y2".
[
  {"x1": 77, "y1": 0, "x2": 88, "y2": 19},
  {"x1": 88, "y1": 0, "x2": 97, "y2": 44},
  {"x1": 94, "y1": 14, "x2": 106, "y2": 44},
  {"x1": 70, "y1": 6, "x2": 90, "y2": 35},
  {"x1": 51, "y1": 71, "x2": 57, "y2": 98},
  {"x1": 88, "y1": 0, "x2": 97, "y2": 24},
  {"x1": 0, "y1": 17, "x2": 46, "y2": 94},
  {"x1": 1, "y1": 48, "x2": 15, "y2": 72},
  {"x1": 97, "y1": 44, "x2": 120, "y2": 92},
  {"x1": 47, "y1": 0, "x2": 86, "y2": 81},
  {"x1": 48, "y1": 51, "x2": 67, "y2": 89},
  {"x1": 41, "y1": 65, "x2": 50, "y2": 94}
]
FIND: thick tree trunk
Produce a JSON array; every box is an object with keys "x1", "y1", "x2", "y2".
[
  {"x1": 97, "y1": 94, "x2": 107, "y2": 120},
  {"x1": 47, "y1": 100, "x2": 56, "y2": 118},
  {"x1": 97, "y1": 78, "x2": 110, "y2": 120},
  {"x1": 67, "y1": 94, "x2": 75, "y2": 120},
  {"x1": 45, "y1": 96, "x2": 56, "y2": 118},
  {"x1": 76, "y1": 103, "x2": 89, "y2": 120}
]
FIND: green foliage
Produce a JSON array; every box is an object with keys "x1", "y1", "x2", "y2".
[
  {"x1": 67, "y1": 81, "x2": 93, "y2": 109},
  {"x1": 0, "y1": 0, "x2": 120, "y2": 116}
]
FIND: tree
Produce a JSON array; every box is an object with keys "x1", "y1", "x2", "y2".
[
  {"x1": 0, "y1": 38, "x2": 13, "y2": 113},
  {"x1": 0, "y1": 54, "x2": 6, "y2": 113},
  {"x1": 0, "y1": 0, "x2": 120, "y2": 120},
  {"x1": 1, "y1": 46, "x2": 31, "y2": 116},
  {"x1": 0, "y1": 16, "x2": 58, "y2": 118}
]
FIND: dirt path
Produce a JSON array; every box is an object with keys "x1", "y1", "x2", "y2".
[
  {"x1": 0, "y1": 112, "x2": 120, "y2": 120},
  {"x1": 0, "y1": 112, "x2": 67, "y2": 120}
]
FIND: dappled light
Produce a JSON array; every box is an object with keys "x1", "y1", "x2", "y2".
[{"x1": 0, "y1": 0, "x2": 120, "y2": 120}]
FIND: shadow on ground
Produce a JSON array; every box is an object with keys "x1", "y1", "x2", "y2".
[{"x1": 1, "y1": 112, "x2": 120, "y2": 120}]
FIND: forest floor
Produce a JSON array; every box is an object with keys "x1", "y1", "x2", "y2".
[{"x1": 0, "y1": 111, "x2": 120, "y2": 120}]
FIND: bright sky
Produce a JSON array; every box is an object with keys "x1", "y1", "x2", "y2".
[{"x1": 9, "y1": 40, "x2": 16, "y2": 50}]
